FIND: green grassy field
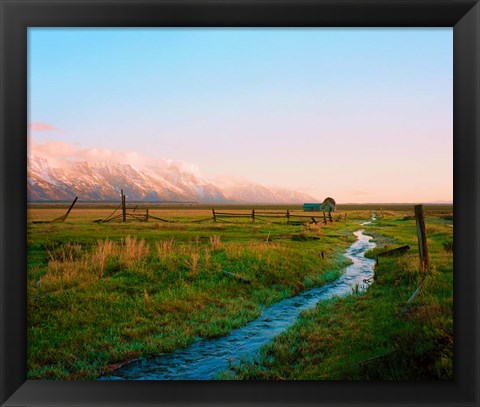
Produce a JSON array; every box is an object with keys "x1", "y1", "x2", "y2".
[
  {"x1": 219, "y1": 212, "x2": 454, "y2": 380},
  {"x1": 27, "y1": 205, "x2": 453, "y2": 380}
]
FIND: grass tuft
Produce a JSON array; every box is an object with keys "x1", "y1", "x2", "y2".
[{"x1": 209, "y1": 235, "x2": 222, "y2": 250}]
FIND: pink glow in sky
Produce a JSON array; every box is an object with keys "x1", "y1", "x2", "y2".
[
  {"x1": 28, "y1": 122, "x2": 57, "y2": 132},
  {"x1": 29, "y1": 28, "x2": 453, "y2": 203}
]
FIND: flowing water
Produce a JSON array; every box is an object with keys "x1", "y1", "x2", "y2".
[
  {"x1": 100, "y1": 227, "x2": 376, "y2": 380},
  {"x1": 360, "y1": 212, "x2": 377, "y2": 226}
]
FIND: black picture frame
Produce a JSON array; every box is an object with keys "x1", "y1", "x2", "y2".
[{"x1": 1, "y1": 0, "x2": 479, "y2": 406}]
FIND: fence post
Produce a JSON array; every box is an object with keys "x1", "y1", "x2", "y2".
[
  {"x1": 212, "y1": 209, "x2": 216, "y2": 222},
  {"x1": 286, "y1": 209, "x2": 290, "y2": 224},
  {"x1": 414, "y1": 204, "x2": 429, "y2": 272},
  {"x1": 121, "y1": 189, "x2": 126, "y2": 222},
  {"x1": 344, "y1": 213, "x2": 347, "y2": 220},
  {"x1": 61, "y1": 196, "x2": 78, "y2": 222},
  {"x1": 252, "y1": 209, "x2": 255, "y2": 223}
]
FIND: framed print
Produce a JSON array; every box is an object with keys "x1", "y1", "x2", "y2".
[{"x1": 1, "y1": 0, "x2": 479, "y2": 406}]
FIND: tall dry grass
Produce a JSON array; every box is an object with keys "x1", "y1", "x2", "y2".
[
  {"x1": 43, "y1": 244, "x2": 92, "y2": 291},
  {"x1": 46, "y1": 242, "x2": 82, "y2": 263},
  {"x1": 155, "y1": 238, "x2": 175, "y2": 259},
  {"x1": 209, "y1": 235, "x2": 222, "y2": 250},
  {"x1": 204, "y1": 249, "x2": 211, "y2": 271},
  {"x1": 41, "y1": 236, "x2": 153, "y2": 291},
  {"x1": 93, "y1": 239, "x2": 118, "y2": 279},
  {"x1": 143, "y1": 288, "x2": 151, "y2": 305},
  {"x1": 184, "y1": 252, "x2": 200, "y2": 279},
  {"x1": 40, "y1": 234, "x2": 286, "y2": 294},
  {"x1": 122, "y1": 235, "x2": 149, "y2": 267}
]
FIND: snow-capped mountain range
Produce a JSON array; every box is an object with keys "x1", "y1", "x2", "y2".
[{"x1": 27, "y1": 149, "x2": 317, "y2": 204}]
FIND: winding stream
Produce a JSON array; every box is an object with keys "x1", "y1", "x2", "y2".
[{"x1": 100, "y1": 228, "x2": 376, "y2": 380}]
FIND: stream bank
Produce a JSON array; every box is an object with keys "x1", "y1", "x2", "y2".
[{"x1": 100, "y1": 228, "x2": 376, "y2": 380}]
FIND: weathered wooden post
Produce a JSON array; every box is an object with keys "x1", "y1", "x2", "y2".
[
  {"x1": 286, "y1": 209, "x2": 290, "y2": 224},
  {"x1": 61, "y1": 196, "x2": 78, "y2": 222},
  {"x1": 212, "y1": 209, "x2": 217, "y2": 222},
  {"x1": 121, "y1": 189, "x2": 126, "y2": 222},
  {"x1": 252, "y1": 209, "x2": 255, "y2": 223},
  {"x1": 344, "y1": 213, "x2": 347, "y2": 220},
  {"x1": 414, "y1": 204, "x2": 429, "y2": 272},
  {"x1": 328, "y1": 211, "x2": 333, "y2": 223},
  {"x1": 323, "y1": 212, "x2": 327, "y2": 224}
]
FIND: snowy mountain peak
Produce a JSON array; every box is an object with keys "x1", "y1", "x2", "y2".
[{"x1": 27, "y1": 147, "x2": 318, "y2": 203}]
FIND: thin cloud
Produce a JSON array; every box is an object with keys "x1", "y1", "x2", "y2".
[
  {"x1": 28, "y1": 122, "x2": 57, "y2": 132},
  {"x1": 28, "y1": 139, "x2": 203, "y2": 177},
  {"x1": 29, "y1": 140, "x2": 76, "y2": 158}
]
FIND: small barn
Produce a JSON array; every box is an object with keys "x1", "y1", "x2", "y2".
[
  {"x1": 320, "y1": 197, "x2": 336, "y2": 212},
  {"x1": 303, "y1": 203, "x2": 321, "y2": 212},
  {"x1": 303, "y1": 197, "x2": 336, "y2": 212}
]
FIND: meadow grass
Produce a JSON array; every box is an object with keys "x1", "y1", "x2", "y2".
[
  {"x1": 27, "y1": 206, "x2": 374, "y2": 379},
  {"x1": 218, "y1": 212, "x2": 453, "y2": 380},
  {"x1": 27, "y1": 206, "x2": 452, "y2": 379}
]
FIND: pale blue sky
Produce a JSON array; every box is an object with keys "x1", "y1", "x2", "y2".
[{"x1": 28, "y1": 28, "x2": 452, "y2": 203}]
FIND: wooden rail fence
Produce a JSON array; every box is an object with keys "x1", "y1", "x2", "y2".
[
  {"x1": 211, "y1": 209, "x2": 346, "y2": 225},
  {"x1": 94, "y1": 190, "x2": 173, "y2": 223}
]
